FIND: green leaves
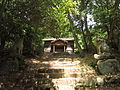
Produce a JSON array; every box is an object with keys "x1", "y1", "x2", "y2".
[{"x1": 0, "y1": 0, "x2": 120, "y2": 53}]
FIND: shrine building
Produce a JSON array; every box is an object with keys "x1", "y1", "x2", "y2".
[{"x1": 43, "y1": 38, "x2": 74, "y2": 53}]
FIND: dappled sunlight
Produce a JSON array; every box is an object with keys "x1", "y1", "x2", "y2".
[
  {"x1": 24, "y1": 54, "x2": 98, "y2": 90},
  {"x1": 0, "y1": 0, "x2": 120, "y2": 89},
  {"x1": 26, "y1": 58, "x2": 41, "y2": 64},
  {"x1": 51, "y1": 61, "x2": 97, "y2": 90},
  {"x1": 24, "y1": 53, "x2": 120, "y2": 90},
  {"x1": 52, "y1": 78, "x2": 80, "y2": 90},
  {"x1": 39, "y1": 56, "x2": 96, "y2": 89},
  {"x1": 1, "y1": 52, "x2": 119, "y2": 89},
  {"x1": 31, "y1": 59, "x2": 41, "y2": 64}
]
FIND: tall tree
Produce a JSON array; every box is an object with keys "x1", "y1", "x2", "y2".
[{"x1": 92, "y1": 0, "x2": 120, "y2": 52}]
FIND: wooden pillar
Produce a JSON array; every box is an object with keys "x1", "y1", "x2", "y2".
[
  {"x1": 64, "y1": 46, "x2": 66, "y2": 52},
  {"x1": 53, "y1": 45, "x2": 55, "y2": 52}
]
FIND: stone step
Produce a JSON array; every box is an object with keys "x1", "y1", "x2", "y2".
[
  {"x1": 37, "y1": 69, "x2": 64, "y2": 73},
  {"x1": 34, "y1": 78, "x2": 83, "y2": 85},
  {"x1": 52, "y1": 78, "x2": 83, "y2": 85},
  {"x1": 34, "y1": 73, "x2": 82, "y2": 79},
  {"x1": 54, "y1": 85, "x2": 75, "y2": 90},
  {"x1": 31, "y1": 68, "x2": 95, "y2": 73},
  {"x1": 41, "y1": 58, "x2": 80, "y2": 62},
  {"x1": 29, "y1": 66, "x2": 81, "y2": 70},
  {"x1": 36, "y1": 83, "x2": 54, "y2": 88},
  {"x1": 52, "y1": 77, "x2": 98, "y2": 87},
  {"x1": 36, "y1": 79, "x2": 53, "y2": 85},
  {"x1": 24, "y1": 70, "x2": 96, "y2": 80},
  {"x1": 27, "y1": 68, "x2": 96, "y2": 77},
  {"x1": 30, "y1": 63, "x2": 77, "y2": 68}
]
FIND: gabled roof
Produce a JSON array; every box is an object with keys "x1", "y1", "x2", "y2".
[
  {"x1": 43, "y1": 38, "x2": 74, "y2": 41},
  {"x1": 51, "y1": 39, "x2": 68, "y2": 45}
]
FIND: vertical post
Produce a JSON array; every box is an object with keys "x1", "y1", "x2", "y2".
[
  {"x1": 64, "y1": 46, "x2": 66, "y2": 52},
  {"x1": 53, "y1": 45, "x2": 55, "y2": 52}
]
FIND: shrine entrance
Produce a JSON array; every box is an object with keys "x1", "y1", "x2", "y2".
[{"x1": 51, "y1": 39, "x2": 67, "y2": 53}]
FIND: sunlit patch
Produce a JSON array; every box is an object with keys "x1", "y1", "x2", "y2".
[
  {"x1": 31, "y1": 59, "x2": 40, "y2": 64},
  {"x1": 25, "y1": 53, "x2": 98, "y2": 90},
  {"x1": 42, "y1": 61, "x2": 49, "y2": 64},
  {"x1": 52, "y1": 78, "x2": 81, "y2": 90}
]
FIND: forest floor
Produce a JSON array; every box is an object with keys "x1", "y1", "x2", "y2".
[{"x1": 0, "y1": 52, "x2": 120, "y2": 90}]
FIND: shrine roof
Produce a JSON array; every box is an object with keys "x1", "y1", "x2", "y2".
[{"x1": 43, "y1": 38, "x2": 74, "y2": 41}]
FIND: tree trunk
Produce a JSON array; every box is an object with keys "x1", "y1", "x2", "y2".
[
  {"x1": 68, "y1": 14, "x2": 82, "y2": 52},
  {"x1": 0, "y1": 0, "x2": 7, "y2": 21},
  {"x1": 108, "y1": 9, "x2": 120, "y2": 52},
  {"x1": 118, "y1": 36, "x2": 120, "y2": 52},
  {"x1": 80, "y1": 19, "x2": 88, "y2": 50},
  {"x1": 0, "y1": 37, "x2": 5, "y2": 49},
  {"x1": 73, "y1": 31, "x2": 82, "y2": 52},
  {"x1": 0, "y1": 0, "x2": 7, "y2": 49},
  {"x1": 84, "y1": 13, "x2": 96, "y2": 53}
]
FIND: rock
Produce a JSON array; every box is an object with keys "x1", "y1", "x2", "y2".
[
  {"x1": 77, "y1": 77, "x2": 97, "y2": 87},
  {"x1": 96, "y1": 77, "x2": 104, "y2": 86},
  {"x1": 102, "y1": 42, "x2": 110, "y2": 53},
  {"x1": 84, "y1": 77, "x2": 96, "y2": 87},
  {"x1": 105, "y1": 76, "x2": 120, "y2": 84},
  {"x1": 94, "y1": 54, "x2": 101, "y2": 60},
  {"x1": 94, "y1": 53, "x2": 113, "y2": 60},
  {"x1": 97, "y1": 59, "x2": 120, "y2": 75}
]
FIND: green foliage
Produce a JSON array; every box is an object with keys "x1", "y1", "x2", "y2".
[
  {"x1": 85, "y1": 58, "x2": 96, "y2": 68},
  {"x1": 0, "y1": 0, "x2": 120, "y2": 54},
  {"x1": 0, "y1": 0, "x2": 52, "y2": 54}
]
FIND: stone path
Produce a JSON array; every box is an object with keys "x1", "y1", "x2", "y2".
[
  {"x1": 1, "y1": 53, "x2": 120, "y2": 90},
  {"x1": 26, "y1": 53, "x2": 97, "y2": 90}
]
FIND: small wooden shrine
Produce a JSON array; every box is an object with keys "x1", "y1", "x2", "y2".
[{"x1": 43, "y1": 38, "x2": 74, "y2": 53}]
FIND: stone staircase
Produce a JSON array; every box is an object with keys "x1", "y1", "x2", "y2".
[
  {"x1": 1, "y1": 53, "x2": 120, "y2": 90},
  {"x1": 25, "y1": 53, "x2": 97, "y2": 90}
]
